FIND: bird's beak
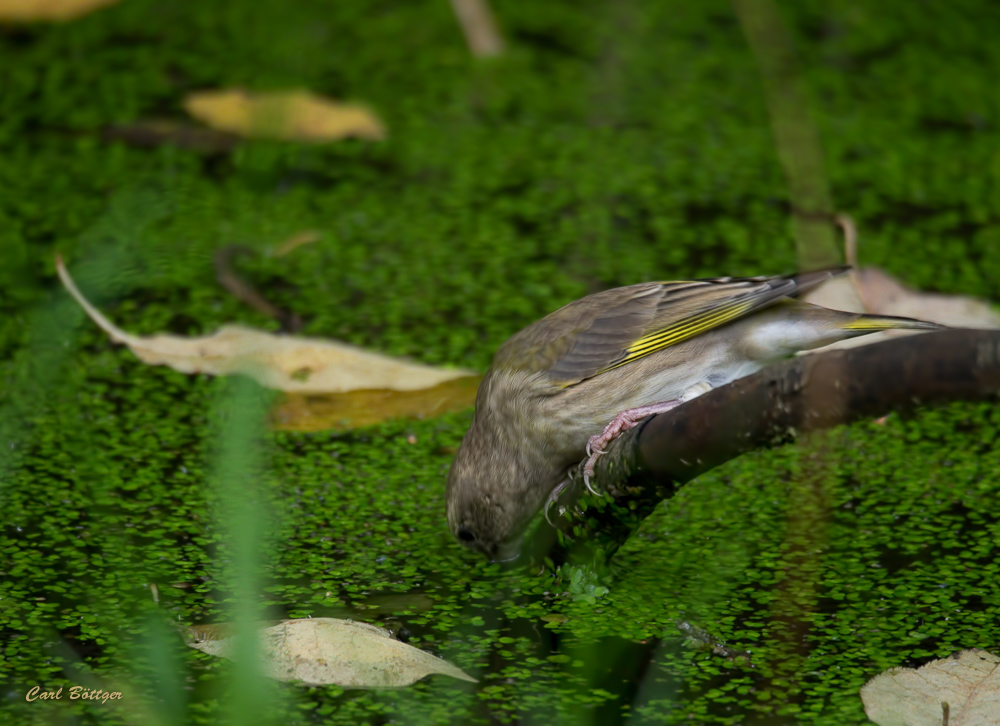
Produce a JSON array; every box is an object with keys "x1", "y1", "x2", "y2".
[{"x1": 491, "y1": 539, "x2": 522, "y2": 564}]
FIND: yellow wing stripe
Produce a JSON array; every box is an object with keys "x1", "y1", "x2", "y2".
[
  {"x1": 598, "y1": 300, "x2": 755, "y2": 373},
  {"x1": 627, "y1": 300, "x2": 755, "y2": 352}
]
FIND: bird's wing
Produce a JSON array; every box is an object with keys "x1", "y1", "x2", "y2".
[{"x1": 498, "y1": 268, "x2": 845, "y2": 387}]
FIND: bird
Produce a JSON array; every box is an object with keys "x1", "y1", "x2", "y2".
[{"x1": 445, "y1": 267, "x2": 943, "y2": 561}]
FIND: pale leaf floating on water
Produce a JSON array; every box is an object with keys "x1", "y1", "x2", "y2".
[
  {"x1": 183, "y1": 88, "x2": 386, "y2": 142},
  {"x1": 860, "y1": 648, "x2": 1000, "y2": 726},
  {"x1": 185, "y1": 618, "x2": 476, "y2": 688},
  {"x1": 56, "y1": 256, "x2": 475, "y2": 395}
]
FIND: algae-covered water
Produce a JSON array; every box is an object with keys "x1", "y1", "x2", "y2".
[{"x1": 2, "y1": 0, "x2": 999, "y2": 724}]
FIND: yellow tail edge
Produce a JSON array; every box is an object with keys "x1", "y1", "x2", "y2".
[{"x1": 841, "y1": 315, "x2": 944, "y2": 332}]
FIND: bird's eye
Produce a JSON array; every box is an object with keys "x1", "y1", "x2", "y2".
[{"x1": 456, "y1": 526, "x2": 476, "y2": 542}]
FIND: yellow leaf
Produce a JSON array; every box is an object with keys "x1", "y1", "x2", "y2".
[
  {"x1": 57, "y1": 256, "x2": 472, "y2": 395},
  {"x1": 0, "y1": 0, "x2": 119, "y2": 21},
  {"x1": 183, "y1": 88, "x2": 385, "y2": 142},
  {"x1": 185, "y1": 618, "x2": 476, "y2": 688},
  {"x1": 272, "y1": 376, "x2": 481, "y2": 432}
]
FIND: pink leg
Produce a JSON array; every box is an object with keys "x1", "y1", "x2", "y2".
[{"x1": 582, "y1": 400, "x2": 683, "y2": 494}]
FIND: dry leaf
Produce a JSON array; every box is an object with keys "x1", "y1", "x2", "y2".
[
  {"x1": 57, "y1": 256, "x2": 473, "y2": 394},
  {"x1": 272, "y1": 376, "x2": 480, "y2": 432},
  {"x1": 860, "y1": 649, "x2": 1000, "y2": 726},
  {"x1": 802, "y1": 267, "x2": 1000, "y2": 351},
  {"x1": 183, "y1": 89, "x2": 385, "y2": 142},
  {"x1": 0, "y1": 0, "x2": 119, "y2": 21},
  {"x1": 185, "y1": 618, "x2": 476, "y2": 688}
]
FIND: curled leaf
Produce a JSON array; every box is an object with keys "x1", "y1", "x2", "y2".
[
  {"x1": 185, "y1": 618, "x2": 476, "y2": 688},
  {"x1": 57, "y1": 256, "x2": 473, "y2": 394},
  {"x1": 183, "y1": 89, "x2": 385, "y2": 142}
]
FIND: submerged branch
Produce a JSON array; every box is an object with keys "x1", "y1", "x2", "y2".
[
  {"x1": 732, "y1": 0, "x2": 841, "y2": 269},
  {"x1": 532, "y1": 330, "x2": 1000, "y2": 565}
]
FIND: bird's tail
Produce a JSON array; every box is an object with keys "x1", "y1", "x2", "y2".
[
  {"x1": 786, "y1": 265, "x2": 852, "y2": 298},
  {"x1": 839, "y1": 313, "x2": 945, "y2": 334},
  {"x1": 785, "y1": 266, "x2": 947, "y2": 336},
  {"x1": 740, "y1": 301, "x2": 946, "y2": 360}
]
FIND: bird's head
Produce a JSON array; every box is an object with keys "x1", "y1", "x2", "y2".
[
  {"x1": 446, "y1": 365, "x2": 571, "y2": 561},
  {"x1": 445, "y1": 395, "x2": 567, "y2": 561},
  {"x1": 445, "y1": 429, "x2": 530, "y2": 562}
]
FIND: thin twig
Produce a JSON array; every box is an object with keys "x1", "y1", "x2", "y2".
[
  {"x1": 449, "y1": 0, "x2": 505, "y2": 58},
  {"x1": 213, "y1": 245, "x2": 302, "y2": 333},
  {"x1": 834, "y1": 214, "x2": 858, "y2": 268}
]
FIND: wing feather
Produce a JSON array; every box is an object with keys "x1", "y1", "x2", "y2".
[{"x1": 494, "y1": 268, "x2": 846, "y2": 387}]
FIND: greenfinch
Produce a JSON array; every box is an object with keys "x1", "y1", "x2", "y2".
[{"x1": 446, "y1": 268, "x2": 942, "y2": 560}]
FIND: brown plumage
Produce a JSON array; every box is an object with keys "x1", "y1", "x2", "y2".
[{"x1": 446, "y1": 268, "x2": 942, "y2": 560}]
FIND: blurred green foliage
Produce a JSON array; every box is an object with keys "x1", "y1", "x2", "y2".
[{"x1": 1, "y1": 0, "x2": 998, "y2": 723}]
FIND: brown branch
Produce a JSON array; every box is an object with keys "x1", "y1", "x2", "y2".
[
  {"x1": 102, "y1": 121, "x2": 238, "y2": 154},
  {"x1": 530, "y1": 330, "x2": 1000, "y2": 565}
]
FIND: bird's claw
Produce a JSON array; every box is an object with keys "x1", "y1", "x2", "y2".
[
  {"x1": 581, "y1": 455, "x2": 600, "y2": 495},
  {"x1": 582, "y1": 432, "x2": 609, "y2": 495},
  {"x1": 545, "y1": 479, "x2": 570, "y2": 525},
  {"x1": 581, "y1": 400, "x2": 685, "y2": 496}
]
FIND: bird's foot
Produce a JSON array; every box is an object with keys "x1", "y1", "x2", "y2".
[{"x1": 582, "y1": 399, "x2": 686, "y2": 494}]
